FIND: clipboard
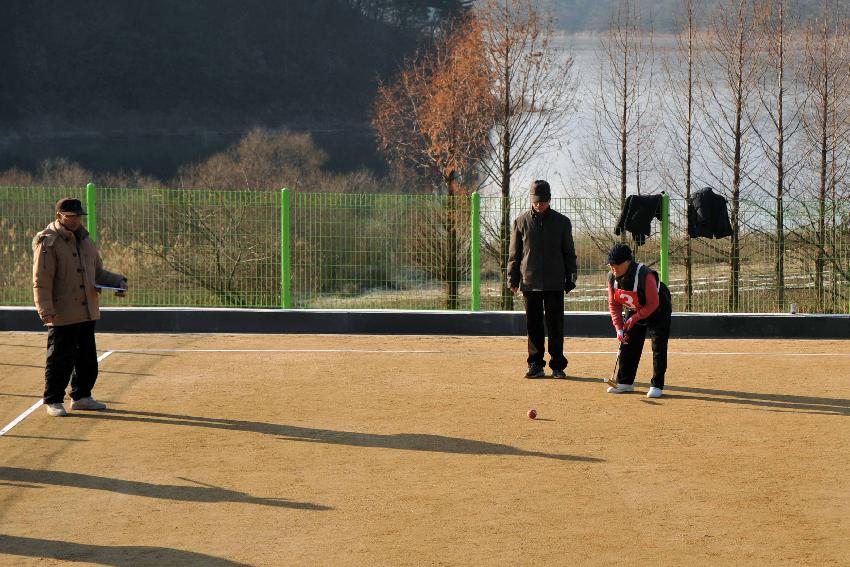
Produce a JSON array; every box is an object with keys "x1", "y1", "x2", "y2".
[{"x1": 95, "y1": 284, "x2": 127, "y2": 292}]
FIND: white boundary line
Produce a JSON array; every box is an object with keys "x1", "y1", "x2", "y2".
[
  {"x1": 0, "y1": 351, "x2": 114, "y2": 438},
  {"x1": 108, "y1": 348, "x2": 850, "y2": 357},
  {"x1": 568, "y1": 351, "x2": 850, "y2": 357},
  {"x1": 111, "y1": 348, "x2": 442, "y2": 354}
]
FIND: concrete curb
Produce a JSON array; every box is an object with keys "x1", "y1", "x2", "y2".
[{"x1": 1, "y1": 307, "x2": 847, "y2": 339}]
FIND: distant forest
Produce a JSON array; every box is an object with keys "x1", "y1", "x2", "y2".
[
  {"x1": 0, "y1": 0, "x2": 835, "y2": 177},
  {"x1": 0, "y1": 1, "x2": 474, "y2": 131},
  {"x1": 542, "y1": 0, "x2": 828, "y2": 32}
]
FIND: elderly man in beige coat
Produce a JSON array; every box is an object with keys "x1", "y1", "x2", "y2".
[{"x1": 33, "y1": 198, "x2": 127, "y2": 416}]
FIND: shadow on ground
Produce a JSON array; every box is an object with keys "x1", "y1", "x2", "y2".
[
  {"x1": 0, "y1": 467, "x2": 330, "y2": 510},
  {"x1": 0, "y1": 534, "x2": 251, "y2": 567},
  {"x1": 574, "y1": 375, "x2": 850, "y2": 416},
  {"x1": 0, "y1": 362, "x2": 154, "y2": 376},
  {"x1": 74, "y1": 410, "x2": 603, "y2": 462}
]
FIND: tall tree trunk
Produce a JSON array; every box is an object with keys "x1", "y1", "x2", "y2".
[
  {"x1": 816, "y1": 58, "x2": 828, "y2": 308},
  {"x1": 499, "y1": 26, "x2": 513, "y2": 311},
  {"x1": 729, "y1": 109, "x2": 743, "y2": 312},
  {"x1": 499, "y1": 108, "x2": 513, "y2": 310},
  {"x1": 829, "y1": 108, "x2": 838, "y2": 310},
  {"x1": 620, "y1": 47, "x2": 629, "y2": 243},
  {"x1": 775, "y1": 2, "x2": 786, "y2": 311},
  {"x1": 445, "y1": 176, "x2": 460, "y2": 310},
  {"x1": 816, "y1": 129, "x2": 826, "y2": 307},
  {"x1": 685, "y1": 0, "x2": 694, "y2": 311},
  {"x1": 728, "y1": 9, "x2": 744, "y2": 312}
]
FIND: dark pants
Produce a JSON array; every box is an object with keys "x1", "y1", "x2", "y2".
[
  {"x1": 43, "y1": 321, "x2": 99, "y2": 404},
  {"x1": 617, "y1": 314, "x2": 670, "y2": 389},
  {"x1": 522, "y1": 290, "x2": 567, "y2": 371}
]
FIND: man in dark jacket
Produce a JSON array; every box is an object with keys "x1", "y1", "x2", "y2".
[{"x1": 508, "y1": 180, "x2": 578, "y2": 378}]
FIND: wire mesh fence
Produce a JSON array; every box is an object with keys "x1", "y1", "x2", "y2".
[
  {"x1": 1, "y1": 186, "x2": 848, "y2": 313},
  {"x1": 479, "y1": 195, "x2": 622, "y2": 312},
  {"x1": 666, "y1": 197, "x2": 850, "y2": 314},
  {"x1": 0, "y1": 186, "x2": 84, "y2": 306},
  {"x1": 291, "y1": 193, "x2": 471, "y2": 309},
  {"x1": 98, "y1": 187, "x2": 281, "y2": 307}
]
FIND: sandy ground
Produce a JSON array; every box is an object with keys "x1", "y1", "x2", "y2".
[{"x1": 0, "y1": 332, "x2": 848, "y2": 566}]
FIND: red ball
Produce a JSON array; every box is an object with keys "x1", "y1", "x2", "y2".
[{"x1": 527, "y1": 408, "x2": 537, "y2": 419}]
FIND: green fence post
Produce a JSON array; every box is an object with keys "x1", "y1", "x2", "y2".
[
  {"x1": 281, "y1": 188, "x2": 292, "y2": 309},
  {"x1": 660, "y1": 192, "x2": 669, "y2": 285},
  {"x1": 85, "y1": 182, "x2": 97, "y2": 242},
  {"x1": 471, "y1": 191, "x2": 481, "y2": 311}
]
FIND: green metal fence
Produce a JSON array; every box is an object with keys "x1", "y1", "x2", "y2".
[
  {"x1": 97, "y1": 186, "x2": 281, "y2": 307},
  {"x1": 0, "y1": 186, "x2": 84, "y2": 306},
  {"x1": 290, "y1": 192, "x2": 471, "y2": 309},
  {"x1": 2, "y1": 185, "x2": 848, "y2": 313}
]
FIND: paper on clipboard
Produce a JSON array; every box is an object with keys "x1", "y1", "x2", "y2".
[{"x1": 95, "y1": 284, "x2": 127, "y2": 292}]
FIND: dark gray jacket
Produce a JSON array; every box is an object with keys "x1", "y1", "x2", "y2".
[{"x1": 508, "y1": 207, "x2": 578, "y2": 292}]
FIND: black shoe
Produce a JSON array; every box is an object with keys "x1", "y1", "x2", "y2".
[
  {"x1": 525, "y1": 365, "x2": 545, "y2": 378},
  {"x1": 552, "y1": 369, "x2": 567, "y2": 379}
]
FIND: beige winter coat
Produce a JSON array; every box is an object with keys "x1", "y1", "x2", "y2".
[{"x1": 32, "y1": 221, "x2": 126, "y2": 326}]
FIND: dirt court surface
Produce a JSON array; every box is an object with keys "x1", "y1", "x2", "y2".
[{"x1": 0, "y1": 332, "x2": 848, "y2": 566}]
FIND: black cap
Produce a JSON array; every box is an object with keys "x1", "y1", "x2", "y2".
[
  {"x1": 530, "y1": 179, "x2": 551, "y2": 203},
  {"x1": 607, "y1": 243, "x2": 633, "y2": 264},
  {"x1": 55, "y1": 198, "x2": 87, "y2": 216}
]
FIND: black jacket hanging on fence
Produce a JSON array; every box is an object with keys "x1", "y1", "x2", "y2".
[
  {"x1": 687, "y1": 187, "x2": 733, "y2": 239},
  {"x1": 614, "y1": 194, "x2": 662, "y2": 246}
]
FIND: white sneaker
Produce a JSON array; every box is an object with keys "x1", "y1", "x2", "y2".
[
  {"x1": 606, "y1": 383, "x2": 635, "y2": 394},
  {"x1": 647, "y1": 387, "x2": 663, "y2": 398},
  {"x1": 71, "y1": 397, "x2": 107, "y2": 410},
  {"x1": 45, "y1": 403, "x2": 68, "y2": 417}
]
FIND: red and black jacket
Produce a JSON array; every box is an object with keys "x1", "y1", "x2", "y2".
[{"x1": 607, "y1": 262, "x2": 672, "y2": 331}]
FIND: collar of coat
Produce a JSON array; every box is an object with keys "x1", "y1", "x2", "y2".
[{"x1": 48, "y1": 220, "x2": 90, "y2": 241}]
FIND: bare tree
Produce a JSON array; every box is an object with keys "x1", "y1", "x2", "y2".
[
  {"x1": 698, "y1": 0, "x2": 763, "y2": 311},
  {"x1": 475, "y1": 0, "x2": 578, "y2": 309},
  {"x1": 372, "y1": 17, "x2": 495, "y2": 307},
  {"x1": 128, "y1": 192, "x2": 279, "y2": 306},
  {"x1": 800, "y1": 2, "x2": 850, "y2": 309},
  {"x1": 125, "y1": 129, "x2": 331, "y2": 307},
  {"x1": 585, "y1": 0, "x2": 656, "y2": 239},
  {"x1": 750, "y1": 0, "x2": 807, "y2": 311},
  {"x1": 660, "y1": 0, "x2": 702, "y2": 311}
]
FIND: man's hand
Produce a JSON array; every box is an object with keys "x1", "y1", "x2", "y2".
[
  {"x1": 41, "y1": 314, "x2": 55, "y2": 325},
  {"x1": 617, "y1": 329, "x2": 628, "y2": 344},
  {"x1": 115, "y1": 277, "x2": 128, "y2": 298},
  {"x1": 623, "y1": 317, "x2": 637, "y2": 332},
  {"x1": 564, "y1": 272, "x2": 577, "y2": 293}
]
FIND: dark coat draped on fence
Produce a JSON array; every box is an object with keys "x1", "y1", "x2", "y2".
[
  {"x1": 687, "y1": 187, "x2": 733, "y2": 239},
  {"x1": 614, "y1": 194, "x2": 663, "y2": 246}
]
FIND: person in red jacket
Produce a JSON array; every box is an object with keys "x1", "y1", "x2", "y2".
[{"x1": 605, "y1": 244, "x2": 672, "y2": 398}]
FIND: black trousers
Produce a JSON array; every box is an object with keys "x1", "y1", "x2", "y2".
[
  {"x1": 616, "y1": 314, "x2": 670, "y2": 389},
  {"x1": 522, "y1": 290, "x2": 567, "y2": 371},
  {"x1": 43, "y1": 321, "x2": 99, "y2": 404}
]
